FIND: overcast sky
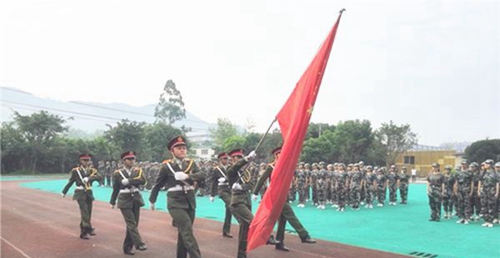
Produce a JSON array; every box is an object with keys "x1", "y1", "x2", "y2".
[{"x1": 1, "y1": 0, "x2": 499, "y2": 146}]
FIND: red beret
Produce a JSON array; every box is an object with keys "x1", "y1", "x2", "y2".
[
  {"x1": 121, "y1": 151, "x2": 136, "y2": 160},
  {"x1": 168, "y1": 136, "x2": 187, "y2": 151},
  {"x1": 229, "y1": 148, "x2": 244, "y2": 157},
  {"x1": 271, "y1": 147, "x2": 282, "y2": 155},
  {"x1": 217, "y1": 152, "x2": 229, "y2": 159},
  {"x1": 79, "y1": 153, "x2": 92, "y2": 160}
]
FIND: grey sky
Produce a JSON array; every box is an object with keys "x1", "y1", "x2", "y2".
[{"x1": 1, "y1": 0, "x2": 499, "y2": 146}]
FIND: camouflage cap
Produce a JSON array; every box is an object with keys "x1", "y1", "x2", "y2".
[
  {"x1": 431, "y1": 162, "x2": 440, "y2": 168},
  {"x1": 484, "y1": 159, "x2": 494, "y2": 165},
  {"x1": 495, "y1": 162, "x2": 500, "y2": 167},
  {"x1": 366, "y1": 165, "x2": 373, "y2": 170},
  {"x1": 444, "y1": 165, "x2": 452, "y2": 170},
  {"x1": 469, "y1": 162, "x2": 479, "y2": 167}
]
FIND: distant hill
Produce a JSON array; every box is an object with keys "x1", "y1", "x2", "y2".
[{"x1": 0, "y1": 86, "x2": 213, "y2": 136}]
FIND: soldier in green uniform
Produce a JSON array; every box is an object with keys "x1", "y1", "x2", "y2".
[
  {"x1": 387, "y1": 165, "x2": 398, "y2": 205},
  {"x1": 363, "y1": 166, "x2": 376, "y2": 209},
  {"x1": 348, "y1": 163, "x2": 362, "y2": 210},
  {"x1": 109, "y1": 151, "x2": 147, "y2": 255},
  {"x1": 209, "y1": 152, "x2": 234, "y2": 238},
  {"x1": 336, "y1": 163, "x2": 348, "y2": 212},
  {"x1": 252, "y1": 147, "x2": 316, "y2": 252},
  {"x1": 470, "y1": 163, "x2": 482, "y2": 221},
  {"x1": 442, "y1": 165, "x2": 455, "y2": 219},
  {"x1": 149, "y1": 136, "x2": 206, "y2": 258},
  {"x1": 495, "y1": 162, "x2": 500, "y2": 224},
  {"x1": 61, "y1": 153, "x2": 102, "y2": 239},
  {"x1": 225, "y1": 148, "x2": 257, "y2": 258},
  {"x1": 427, "y1": 163, "x2": 444, "y2": 222},
  {"x1": 397, "y1": 166, "x2": 410, "y2": 204},
  {"x1": 478, "y1": 159, "x2": 499, "y2": 227},
  {"x1": 375, "y1": 167, "x2": 387, "y2": 207},
  {"x1": 296, "y1": 162, "x2": 307, "y2": 208},
  {"x1": 454, "y1": 161, "x2": 474, "y2": 224}
]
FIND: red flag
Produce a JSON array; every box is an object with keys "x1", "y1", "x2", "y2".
[{"x1": 247, "y1": 12, "x2": 344, "y2": 251}]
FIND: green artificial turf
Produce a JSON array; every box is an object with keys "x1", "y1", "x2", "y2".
[{"x1": 18, "y1": 179, "x2": 500, "y2": 258}]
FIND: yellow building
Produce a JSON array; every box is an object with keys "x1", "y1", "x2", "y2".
[{"x1": 395, "y1": 150, "x2": 456, "y2": 177}]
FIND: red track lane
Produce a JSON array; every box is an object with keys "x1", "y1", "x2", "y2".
[{"x1": 1, "y1": 180, "x2": 408, "y2": 258}]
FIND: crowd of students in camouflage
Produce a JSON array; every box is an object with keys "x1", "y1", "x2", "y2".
[{"x1": 427, "y1": 159, "x2": 500, "y2": 228}]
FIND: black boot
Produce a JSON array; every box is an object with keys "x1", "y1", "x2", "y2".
[
  {"x1": 266, "y1": 235, "x2": 279, "y2": 245},
  {"x1": 275, "y1": 242, "x2": 290, "y2": 252},
  {"x1": 301, "y1": 235, "x2": 316, "y2": 243}
]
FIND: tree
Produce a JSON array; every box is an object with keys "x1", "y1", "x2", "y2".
[
  {"x1": 154, "y1": 79, "x2": 186, "y2": 124},
  {"x1": 306, "y1": 123, "x2": 335, "y2": 139},
  {"x1": 464, "y1": 139, "x2": 500, "y2": 163},
  {"x1": 301, "y1": 131, "x2": 336, "y2": 163},
  {"x1": 331, "y1": 120, "x2": 374, "y2": 163},
  {"x1": 144, "y1": 123, "x2": 183, "y2": 161},
  {"x1": 5, "y1": 111, "x2": 68, "y2": 173},
  {"x1": 209, "y1": 118, "x2": 239, "y2": 152},
  {"x1": 105, "y1": 120, "x2": 146, "y2": 158},
  {"x1": 376, "y1": 120, "x2": 418, "y2": 167}
]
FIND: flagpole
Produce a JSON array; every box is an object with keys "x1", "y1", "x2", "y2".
[{"x1": 253, "y1": 117, "x2": 277, "y2": 153}]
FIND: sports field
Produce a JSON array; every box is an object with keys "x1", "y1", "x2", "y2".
[{"x1": 4, "y1": 176, "x2": 500, "y2": 258}]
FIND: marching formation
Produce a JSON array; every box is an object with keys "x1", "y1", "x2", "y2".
[
  {"x1": 427, "y1": 160, "x2": 500, "y2": 227},
  {"x1": 60, "y1": 135, "x2": 499, "y2": 258}
]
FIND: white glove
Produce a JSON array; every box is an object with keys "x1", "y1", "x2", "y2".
[
  {"x1": 174, "y1": 172, "x2": 188, "y2": 181},
  {"x1": 246, "y1": 150, "x2": 257, "y2": 159},
  {"x1": 121, "y1": 178, "x2": 129, "y2": 185},
  {"x1": 252, "y1": 194, "x2": 258, "y2": 201},
  {"x1": 82, "y1": 177, "x2": 89, "y2": 183},
  {"x1": 232, "y1": 183, "x2": 243, "y2": 191},
  {"x1": 218, "y1": 177, "x2": 227, "y2": 183},
  {"x1": 209, "y1": 196, "x2": 215, "y2": 202}
]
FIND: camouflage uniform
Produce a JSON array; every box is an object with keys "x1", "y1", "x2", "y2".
[
  {"x1": 397, "y1": 169, "x2": 410, "y2": 204},
  {"x1": 376, "y1": 169, "x2": 387, "y2": 206},
  {"x1": 455, "y1": 165, "x2": 474, "y2": 223},
  {"x1": 336, "y1": 164, "x2": 348, "y2": 211},
  {"x1": 363, "y1": 167, "x2": 375, "y2": 208},
  {"x1": 349, "y1": 165, "x2": 362, "y2": 210},
  {"x1": 442, "y1": 167, "x2": 456, "y2": 219},
  {"x1": 479, "y1": 160, "x2": 499, "y2": 226},
  {"x1": 387, "y1": 167, "x2": 398, "y2": 205},
  {"x1": 296, "y1": 165, "x2": 307, "y2": 207},
  {"x1": 427, "y1": 169, "x2": 444, "y2": 222}
]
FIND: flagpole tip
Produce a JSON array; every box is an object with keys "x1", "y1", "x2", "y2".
[{"x1": 339, "y1": 8, "x2": 346, "y2": 14}]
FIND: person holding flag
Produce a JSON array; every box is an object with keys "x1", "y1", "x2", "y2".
[
  {"x1": 209, "y1": 152, "x2": 235, "y2": 238},
  {"x1": 61, "y1": 153, "x2": 102, "y2": 239},
  {"x1": 247, "y1": 9, "x2": 345, "y2": 252},
  {"x1": 226, "y1": 148, "x2": 257, "y2": 258},
  {"x1": 252, "y1": 146, "x2": 316, "y2": 252}
]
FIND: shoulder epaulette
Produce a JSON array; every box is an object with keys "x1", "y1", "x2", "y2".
[
  {"x1": 162, "y1": 159, "x2": 171, "y2": 164},
  {"x1": 113, "y1": 169, "x2": 122, "y2": 174}
]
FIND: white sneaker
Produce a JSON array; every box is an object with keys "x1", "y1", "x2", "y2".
[
  {"x1": 492, "y1": 219, "x2": 499, "y2": 224},
  {"x1": 486, "y1": 223, "x2": 493, "y2": 228},
  {"x1": 377, "y1": 203, "x2": 383, "y2": 207},
  {"x1": 456, "y1": 219, "x2": 464, "y2": 224},
  {"x1": 481, "y1": 222, "x2": 488, "y2": 227},
  {"x1": 463, "y1": 220, "x2": 469, "y2": 225}
]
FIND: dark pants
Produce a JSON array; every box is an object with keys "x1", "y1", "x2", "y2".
[
  {"x1": 276, "y1": 202, "x2": 308, "y2": 242},
  {"x1": 120, "y1": 201, "x2": 143, "y2": 251},
  {"x1": 77, "y1": 197, "x2": 93, "y2": 234},
  {"x1": 219, "y1": 190, "x2": 235, "y2": 234},
  {"x1": 168, "y1": 208, "x2": 201, "y2": 258},
  {"x1": 231, "y1": 202, "x2": 253, "y2": 258}
]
